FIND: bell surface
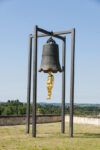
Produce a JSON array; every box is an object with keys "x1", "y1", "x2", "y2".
[{"x1": 39, "y1": 37, "x2": 62, "y2": 73}]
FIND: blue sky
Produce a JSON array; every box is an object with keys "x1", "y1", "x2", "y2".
[{"x1": 0, "y1": 0, "x2": 100, "y2": 103}]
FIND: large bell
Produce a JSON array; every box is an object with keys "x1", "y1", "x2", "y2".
[
  {"x1": 39, "y1": 37, "x2": 61, "y2": 100},
  {"x1": 39, "y1": 37, "x2": 62, "y2": 73}
]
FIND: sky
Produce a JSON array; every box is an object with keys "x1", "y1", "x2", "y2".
[{"x1": 0, "y1": 0, "x2": 100, "y2": 104}]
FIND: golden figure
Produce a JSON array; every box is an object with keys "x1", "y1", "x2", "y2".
[{"x1": 46, "y1": 72, "x2": 54, "y2": 99}]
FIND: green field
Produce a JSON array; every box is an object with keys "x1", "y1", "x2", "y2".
[{"x1": 0, "y1": 123, "x2": 100, "y2": 150}]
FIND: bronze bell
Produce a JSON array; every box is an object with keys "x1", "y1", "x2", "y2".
[
  {"x1": 39, "y1": 37, "x2": 61, "y2": 73},
  {"x1": 39, "y1": 37, "x2": 62, "y2": 100}
]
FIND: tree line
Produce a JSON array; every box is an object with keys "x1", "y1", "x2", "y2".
[{"x1": 0, "y1": 100, "x2": 100, "y2": 116}]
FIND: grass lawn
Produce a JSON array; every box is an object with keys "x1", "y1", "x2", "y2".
[{"x1": 0, "y1": 122, "x2": 100, "y2": 150}]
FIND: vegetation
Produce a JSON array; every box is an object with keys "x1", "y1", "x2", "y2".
[
  {"x1": 0, "y1": 122, "x2": 100, "y2": 150},
  {"x1": 0, "y1": 100, "x2": 26, "y2": 116},
  {"x1": 0, "y1": 100, "x2": 100, "y2": 117}
]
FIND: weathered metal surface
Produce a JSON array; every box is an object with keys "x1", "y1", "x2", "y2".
[
  {"x1": 39, "y1": 37, "x2": 62, "y2": 73},
  {"x1": 37, "y1": 27, "x2": 65, "y2": 40},
  {"x1": 61, "y1": 37, "x2": 66, "y2": 133},
  {"x1": 30, "y1": 29, "x2": 72, "y2": 39},
  {"x1": 26, "y1": 35, "x2": 32, "y2": 134},
  {"x1": 69, "y1": 28, "x2": 75, "y2": 137},
  {"x1": 32, "y1": 26, "x2": 38, "y2": 137}
]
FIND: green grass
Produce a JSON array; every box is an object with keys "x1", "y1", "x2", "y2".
[{"x1": 0, "y1": 122, "x2": 100, "y2": 150}]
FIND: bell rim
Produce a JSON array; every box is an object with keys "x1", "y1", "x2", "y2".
[{"x1": 38, "y1": 68, "x2": 62, "y2": 73}]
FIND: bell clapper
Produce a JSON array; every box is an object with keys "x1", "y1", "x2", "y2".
[{"x1": 46, "y1": 72, "x2": 54, "y2": 100}]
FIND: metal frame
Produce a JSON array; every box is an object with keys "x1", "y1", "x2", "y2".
[{"x1": 26, "y1": 25, "x2": 75, "y2": 138}]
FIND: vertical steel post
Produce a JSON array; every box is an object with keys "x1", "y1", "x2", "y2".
[
  {"x1": 69, "y1": 28, "x2": 75, "y2": 137},
  {"x1": 32, "y1": 25, "x2": 38, "y2": 137},
  {"x1": 26, "y1": 35, "x2": 32, "y2": 133},
  {"x1": 61, "y1": 38, "x2": 66, "y2": 133}
]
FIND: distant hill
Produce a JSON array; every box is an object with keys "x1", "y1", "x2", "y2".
[{"x1": 38, "y1": 102, "x2": 100, "y2": 107}]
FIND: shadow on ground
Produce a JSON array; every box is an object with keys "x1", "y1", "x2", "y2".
[
  {"x1": 75, "y1": 133, "x2": 100, "y2": 138},
  {"x1": 36, "y1": 132, "x2": 100, "y2": 139}
]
